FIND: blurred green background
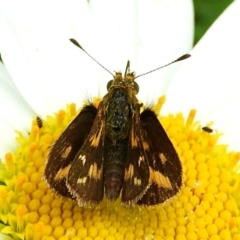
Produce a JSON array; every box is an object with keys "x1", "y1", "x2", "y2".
[
  {"x1": 0, "y1": 0, "x2": 234, "y2": 62},
  {"x1": 193, "y1": 0, "x2": 233, "y2": 44}
]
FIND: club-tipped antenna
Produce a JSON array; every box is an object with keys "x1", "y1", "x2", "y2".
[
  {"x1": 134, "y1": 54, "x2": 191, "y2": 80},
  {"x1": 70, "y1": 38, "x2": 114, "y2": 78}
]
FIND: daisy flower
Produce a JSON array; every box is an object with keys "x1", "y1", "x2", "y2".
[{"x1": 0, "y1": 1, "x2": 239, "y2": 240}]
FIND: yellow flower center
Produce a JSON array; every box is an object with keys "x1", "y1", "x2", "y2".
[{"x1": 0, "y1": 97, "x2": 240, "y2": 240}]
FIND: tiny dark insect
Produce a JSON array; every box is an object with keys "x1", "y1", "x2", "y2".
[
  {"x1": 202, "y1": 126, "x2": 213, "y2": 133},
  {"x1": 36, "y1": 116, "x2": 43, "y2": 129},
  {"x1": 43, "y1": 39, "x2": 190, "y2": 206}
]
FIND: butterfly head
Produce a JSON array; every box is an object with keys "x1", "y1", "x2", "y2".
[{"x1": 107, "y1": 61, "x2": 139, "y2": 95}]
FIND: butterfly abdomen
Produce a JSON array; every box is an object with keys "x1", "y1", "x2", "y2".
[{"x1": 103, "y1": 138, "x2": 128, "y2": 200}]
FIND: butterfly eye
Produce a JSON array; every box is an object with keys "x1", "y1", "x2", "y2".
[
  {"x1": 134, "y1": 82, "x2": 139, "y2": 94},
  {"x1": 107, "y1": 80, "x2": 113, "y2": 90}
]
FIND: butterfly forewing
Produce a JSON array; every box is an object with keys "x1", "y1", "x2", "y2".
[
  {"x1": 66, "y1": 102, "x2": 105, "y2": 206},
  {"x1": 43, "y1": 105, "x2": 97, "y2": 198},
  {"x1": 121, "y1": 109, "x2": 150, "y2": 204}
]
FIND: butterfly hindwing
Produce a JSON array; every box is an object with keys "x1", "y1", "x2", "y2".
[
  {"x1": 43, "y1": 105, "x2": 97, "y2": 198},
  {"x1": 66, "y1": 102, "x2": 105, "y2": 206},
  {"x1": 137, "y1": 109, "x2": 182, "y2": 205}
]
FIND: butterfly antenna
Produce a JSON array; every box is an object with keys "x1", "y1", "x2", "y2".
[
  {"x1": 124, "y1": 60, "x2": 130, "y2": 77},
  {"x1": 70, "y1": 38, "x2": 114, "y2": 78},
  {"x1": 134, "y1": 54, "x2": 191, "y2": 80}
]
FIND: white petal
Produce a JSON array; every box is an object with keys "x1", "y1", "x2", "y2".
[
  {"x1": 0, "y1": 1, "x2": 95, "y2": 115},
  {"x1": 209, "y1": 91, "x2": 240, "y2": 151},
  {"x1": 0, "y1": 0, "x2": 193, "y2": 115},
  {"x1": 165, "y1": 1, "x2": 240, "y2": 149},
  {"x1": 0, "y1": 62, "x2": 35, "y2": 157},
  {"x1": 86, "y1": 0, "x2": 194, "y2": 102}
]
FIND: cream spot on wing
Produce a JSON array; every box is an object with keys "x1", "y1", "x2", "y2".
[
  {"x1": 90, "y1": 124, "x2": 103, "y2": 147},
  {"x1": 61, "y1": 146, "x2": 72, "y2": 159},
  {"x1": 77, "y1": 177, "x2": 87, "y2": 184},
  {"x1": 159, "y1": 153, "x2": 167, "y2": 165},
  {"x1": 134, "y1": 177, "x2": 142, "y2": 186},
  {"x1": 150, "y1": 167, "x2": 173, "y2": 189},
  {"x1": 79, "y1": 154, "x2": 86, "y2": 165},
  {"x1": 54, "y1": 165, "x2": 71, "y2": 181},
  {"x1": 88, "y1": 163, "x2": 102, "y2": 179},
  {"x1": 124, "y1": 164, "x2": 134, "y2": 180},
  {"x1": 138, "y1": 156, "x2": 144, "y2": 166}
]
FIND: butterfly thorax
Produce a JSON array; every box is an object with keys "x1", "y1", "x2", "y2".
[{"x1": 104, "y1": 72, "x2": 138, "y2": 141}]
